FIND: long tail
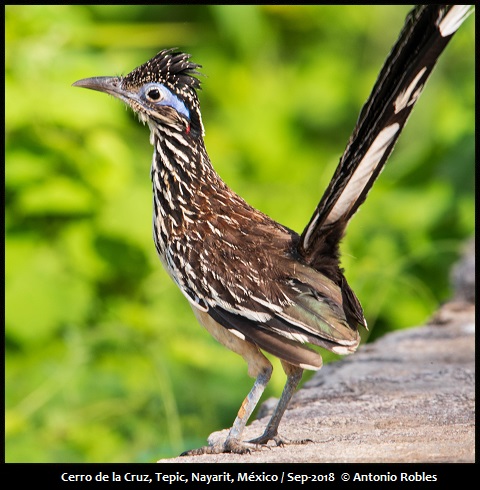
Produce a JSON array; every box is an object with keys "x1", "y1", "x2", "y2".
[{"x1": 299, "y1": 5, "x2": 473, "y2": 266}]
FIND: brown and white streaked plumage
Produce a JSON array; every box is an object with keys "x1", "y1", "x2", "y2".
[{"x1": 73, "y1": 5, "x2": 472, "y2": 455}]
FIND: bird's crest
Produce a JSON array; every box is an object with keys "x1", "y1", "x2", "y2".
[{"x1": 123, "y1": 49, "x2": 202, "y2": 96}]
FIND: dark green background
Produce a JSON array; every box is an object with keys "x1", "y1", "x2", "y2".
[{"x1": 6, "y1": 5, "x2": 474, "y2": 462}]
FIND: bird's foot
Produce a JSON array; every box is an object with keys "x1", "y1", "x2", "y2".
[
  {"x1": 248, "y1": 431, "x2": 312, "y2": 447},
  {"x1": 180, "y1": 437, "x2": 264, "y2": 456},
  {"x1": 180, "y1": 431, "x2": 313, "y2": 456}
]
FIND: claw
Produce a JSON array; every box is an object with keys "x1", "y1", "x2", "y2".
[
  {"x1": 181, "y1": 437, "x2": 264, "y2": 456},
  {"x1": 249, "y1": 433, "x2": 313, "y2": 447},
  {"x1": 180, "y1": 445, "x2": 221, "y2": 456}
]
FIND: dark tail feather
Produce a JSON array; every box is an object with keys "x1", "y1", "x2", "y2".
[{"x1": 299, "y1": 5, "x2": 472, "y2": 264}]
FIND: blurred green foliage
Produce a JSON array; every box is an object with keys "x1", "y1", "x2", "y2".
[{"x1": 5, "y1": 6, "x2": 474, "y2": 462}]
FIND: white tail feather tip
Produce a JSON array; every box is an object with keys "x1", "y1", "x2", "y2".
[{"x1": 438, "y1": 5, "x2": 473, "y2": 38}]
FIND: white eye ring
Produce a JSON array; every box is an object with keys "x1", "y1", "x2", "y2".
[{"x1": 146, "y1": 87, "x2": 162, "y2": 101}]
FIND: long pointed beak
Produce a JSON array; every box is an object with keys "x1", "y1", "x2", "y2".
[{"x1": 72, "y1": 76, "x2": 124, "y2": 99}]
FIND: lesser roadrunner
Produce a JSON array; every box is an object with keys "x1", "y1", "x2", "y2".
[{"x1": 74, "y1": 6, "x2": 472, "y2": 455}]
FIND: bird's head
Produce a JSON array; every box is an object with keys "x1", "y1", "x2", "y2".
[{"x1": 73, "y1": 49, "x2": 204, "y2": 137}]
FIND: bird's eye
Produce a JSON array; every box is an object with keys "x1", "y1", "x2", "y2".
[{"x1": 147, "y1": 88, "x2": 162, "y2": 101}]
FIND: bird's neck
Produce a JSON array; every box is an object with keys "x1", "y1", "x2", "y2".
[
  {"x1": 148, "y1": 124, "x2": 229, "y2": 248},
  {"x1": 149, "y1": 121, "x2": 223, "y2": 196}
]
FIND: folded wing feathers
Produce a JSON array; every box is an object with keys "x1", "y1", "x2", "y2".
[
  {"x1": 205, "y1": 269, "x2": 361, "y2": 370},
  {"x1": 278, "y1": 292, "x2": 359, "y2": 346},
  {"x1": 208, "y1": 306, "x2": 324, "y2": 370}
]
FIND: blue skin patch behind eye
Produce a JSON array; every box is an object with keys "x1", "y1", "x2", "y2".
[{"x1": 142, "y1": 83, "x2": 190, "y2": 119}]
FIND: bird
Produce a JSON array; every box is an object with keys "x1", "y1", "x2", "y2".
[{"x1": 73, "y1": 5, "x2": 472, "y2": 455}]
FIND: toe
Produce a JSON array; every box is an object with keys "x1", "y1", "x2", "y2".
[
  {"x1": 181, "y1": 438, "x2": 263, "y2": 456},
  {"x1": 224, "y1": 438, "x2": 259, "y2": 454},
  {"x1": 249, "y1": 432, "x2": 313, "y2": 447}
]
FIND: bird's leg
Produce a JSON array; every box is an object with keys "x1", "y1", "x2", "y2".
[
  {"x1": 222, "y1": 366, "x2": 272, "y2": 453},
  {"x1": 181, "y1": 310, "x2": 275, "y2": 455},
  {"x1": 181, "y1": 367, "x2": 272, "y2": 456},
  {"x1": 249, "y1": 361, "x2": 309, "y2": 447}
]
